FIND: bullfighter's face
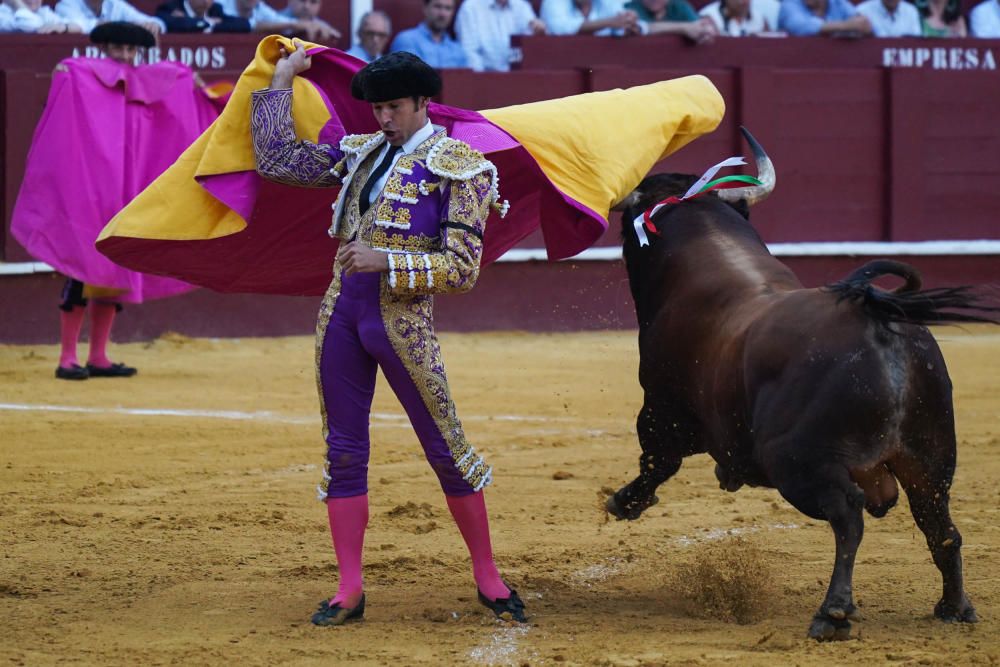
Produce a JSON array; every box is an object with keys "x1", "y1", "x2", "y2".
[
  {"x1": 105, "y1": 43, "x2": 139, "y2": 64},
  {"x1": 372, "y1": 96, "x2": 429, "y2": 147}
]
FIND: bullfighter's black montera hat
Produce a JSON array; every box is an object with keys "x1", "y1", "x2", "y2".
[
  {"x1": 350, "y1": 51, "x2": 442, "y2": 103},
  {"x1": 90, "y1": 22, "x2": 156, "y2": 48}
]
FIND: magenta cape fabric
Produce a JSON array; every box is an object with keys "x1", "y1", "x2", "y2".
[
  {"x1": 10, "y1": 58, "x2": 219, "y2": 302},
  {"x1": 96, "y1": 47, "x2": 608, "y2": 297}
]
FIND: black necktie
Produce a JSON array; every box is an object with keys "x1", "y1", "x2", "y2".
[{"x1": 358, "y1": 144, "x2": 401, "y2": 217}]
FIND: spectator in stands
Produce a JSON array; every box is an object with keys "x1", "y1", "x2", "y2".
[
  {"x1": 218, "y1": 0, "x2": 298, "y2": 35},
  {"x1": 625, "y1": 0, "x2": 717, "y2": 42},
  {"x1": 856, "y1": 0, "x2": 921, "y2": 35},
  {"x1": 913, "y1": 0, "x2": 966, "y2": 35},
  {"x1": 698, "y1": 0, "x2": 780, "y2": 34},
  {"x1": 390, "y1": 0, "x2": 467, "y2": 67},
  {"x1": 779, "y1": 0, "x2": 873, "y2": 36},
  {"x1": 346, "y1": 10, "x2": 391, "y2": 62},
  {"x1": 55, "y1": 0, "x2": 164, "y2": 35},
  {"x1": 13, "y1": 0, "x2": 84, "y2": 31},
  {"x1": 277, "y1": 0, "x2": 340, "y2": 44},
  {"x1": 455, "y1": 0, "x2": 546, "y2": 71},
  {"x1": 0, "y1": 2, "x2": 13, "y2": 30},
  {"x1": 969, "y1": 0, "x2": 1000, "y2": 36},
  {"x1": 541, "y1": 0, "x2": 641, "y2": 36},
  {"x1": 156, "y1": 0, "x2": 249, "y2": 31}
]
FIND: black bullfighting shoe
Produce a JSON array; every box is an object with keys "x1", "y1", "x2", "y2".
[
  {"x1": 311, "y1": 594, "x2": 365, "y2": 627},
  {"x1": 86, "y1": 362, "x2": 137, "y2": 378},
  {"x1": 478, "y1": 588, "x2": 527, "y2": 623},
  {"x1": 55, "y1": 364, "x2": 89, "y2": 380}
]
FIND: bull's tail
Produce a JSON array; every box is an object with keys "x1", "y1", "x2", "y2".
[{"x1": 826, "y1": 260, "x2": 1000, "y2": 327}]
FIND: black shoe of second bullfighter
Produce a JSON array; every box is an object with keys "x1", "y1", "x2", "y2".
[
  {"x1": 478, "y1": 588, "x2": 527, "y2": 623},
  {"x1": 311, "y1": 594, "x2": 365, "y2": 626}
]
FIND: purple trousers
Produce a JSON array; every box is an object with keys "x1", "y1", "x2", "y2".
[{"x1": 318, "y1": 271, "x2": 475, "y2": 498}]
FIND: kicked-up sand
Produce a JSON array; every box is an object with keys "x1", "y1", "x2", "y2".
[{"x1": 1, "y1": 327, "x2": 998, "y2": 665}]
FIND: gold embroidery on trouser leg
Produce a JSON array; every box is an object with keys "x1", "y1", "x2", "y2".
[
  {"x1": 314, "y1": 265, "x2": 343, "y2": 501},
  {"x1": 378, "y1": 281, "x2": 493, "y2": 491}
]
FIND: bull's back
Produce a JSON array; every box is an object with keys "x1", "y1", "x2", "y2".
[{"x1": 741, "y1": 288, "x2": 951, "y2": 472}]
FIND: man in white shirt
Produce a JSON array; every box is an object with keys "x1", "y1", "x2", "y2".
[
  {"x1": 277, "y1": 0, "x2": 340, "y2": 43},
  {"x1": 455, "y1": 0, "x2": 546, "y2": 72},
  {"x1": 698, "y1": 0, "x2": 777, "y2": 34},
  {"x1": 540, "y1": 0, "x2": 640, "y2": 36},
  {"x1": 14, "y1": 0, "x2": 83, "y2": 31},
  {"x1": 218, "y1": 0, "x2": 298, "y2": 34},
  {"x1": 55, "y1": 0, "x2": 164, "y2": 35},
  {"x1": 856, "y1": 0, "x2": 921, "y2": 36},
  {"x1": 0, "y1": 0, "x2": 16, "y2": 30},
  {"x1": 970, "y1": 0, "x2": 1000, "y2": 36}
]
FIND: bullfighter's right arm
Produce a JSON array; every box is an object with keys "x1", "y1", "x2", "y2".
[{"x1": 250, "y1": 88, "x2": 344, "y2": 188}]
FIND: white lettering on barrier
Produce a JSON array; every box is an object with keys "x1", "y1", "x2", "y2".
[
  {"x1": 882, "y1": 46, "x2": 997, "y2": 71},
  {"x1": 66, "y1": 45, "x2": 231, "y2": 69}
]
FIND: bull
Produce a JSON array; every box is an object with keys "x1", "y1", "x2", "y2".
[{"x1": 605, "y1": 128, "x2": 995, "y2": 640}]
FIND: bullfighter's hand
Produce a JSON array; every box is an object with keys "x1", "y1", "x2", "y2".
[
  {"x1": 340, "y1": 242, "x2": 390, "y2": 276},
  {"x1": 272, "y1": 40, "x2": 311, "y2": 89}
]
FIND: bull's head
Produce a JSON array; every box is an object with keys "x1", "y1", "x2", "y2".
[
  {"x1": 615, "y1": 128, "x2": 776, "y2": 328},
  {"x1": 612, "y1": 127, "x2": 776, "y2": 213}
]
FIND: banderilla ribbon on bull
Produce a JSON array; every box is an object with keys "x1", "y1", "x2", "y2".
[{"x1": 632, "y1": 156, "x2": 764, "y2": 247}]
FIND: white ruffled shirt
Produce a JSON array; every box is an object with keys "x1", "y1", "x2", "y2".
[{"x1": 366, "y1": 121, "x2": 437, "y2": 207}]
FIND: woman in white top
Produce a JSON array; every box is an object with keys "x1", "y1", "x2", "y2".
[
  {"x1": 541, "y1": 0, "x2": 641, "y2": 35},
  {"x1": 54, "y1": 0, "x2": 163, "y2": 34},
  {"x1": 14, "y1": 0, "x2": 83, "y2": 31},
  {"x1": 698, "y1": 0, "x2": 778, "y2": 34}
]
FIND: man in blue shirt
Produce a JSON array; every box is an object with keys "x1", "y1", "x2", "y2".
[
  {"x1": 390, "y1": 0, "x2": 467, "y2": 68},
  {"x1": 346, "y1": 9, "x2": 391, "y2": 63},
  {"x1": 779, "y1": 0, "x2": 872, "y2": 35}
]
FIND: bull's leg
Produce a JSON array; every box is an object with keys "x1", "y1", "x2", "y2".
[
  {"x1": 607, "y1": 399, "x2": 690, "y2": 521},
  {"x1": 890, "y1": 455, "x2": 977, "y2": 623},
  {"x1": 777, "y1": 462, "x2": 866, "y2": 641}
]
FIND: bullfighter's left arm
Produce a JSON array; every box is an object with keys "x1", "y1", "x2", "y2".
[{"x1": 385, "y1": 170, "x2": 494, "y2": 296}]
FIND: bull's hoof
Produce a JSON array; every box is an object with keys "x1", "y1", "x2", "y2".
[
  {"x1": 714, "y1": 464, "x2": 744, "y2": 492},
  {"x1": 807, "y1": 613, "x2": 854, "y2": 642},
  {"x1": 605, "y1": 492, "x2": 659, "y2": 521},
  {"x1": 934, "y1": 597, "x2": 978, "y2": 623}
]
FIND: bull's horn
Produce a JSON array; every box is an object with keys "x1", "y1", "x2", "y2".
[
  {"x1": 611, "y1": 190, "x2": 641, "y2": 212},
  {"x1": 717, "y1": 127, "x2": 775, "y2": 207}
]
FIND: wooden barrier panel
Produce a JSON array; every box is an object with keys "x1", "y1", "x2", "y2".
[{"x1": 889, "y1": 69, "x2": 1000, "y2": 241}]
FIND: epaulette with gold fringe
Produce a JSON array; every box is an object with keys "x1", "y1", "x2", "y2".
[
  {"x1": 339, "y1": 132, "x2": 384, "y2": 158},
  {"x1": 427, "y1": 137, "x2": 509, "y2": 218}
]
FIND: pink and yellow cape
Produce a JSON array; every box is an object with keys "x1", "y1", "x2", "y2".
[{"x1": 97, "y1": 36, "x2": 724, "y2": 296}]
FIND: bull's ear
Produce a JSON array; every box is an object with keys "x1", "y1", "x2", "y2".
[{"x1": 611, "y1": 190, "x2": 641, "y2": 212}]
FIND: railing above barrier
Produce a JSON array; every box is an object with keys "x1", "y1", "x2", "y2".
[{"x1": 513, "y1": 33, "x2": 1000, "y2": 73}]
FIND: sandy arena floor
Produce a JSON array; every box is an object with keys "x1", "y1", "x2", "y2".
[{"x1": 1, "y1": 326, "x2": 998, "y2": 666}]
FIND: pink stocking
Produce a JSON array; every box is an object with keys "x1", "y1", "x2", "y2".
[
  {"x1": 87, "y1": 302, "x2": 117, "y2": 368},
  {"x1": 59, "y1": 306, "x2": 86, "y2": 368},
  {"x1": 446, "y1": 491, "x2": 511, "y2": 601},
  {"x1": 327, "y1": 494, "x2": 368, "y2": 607}
]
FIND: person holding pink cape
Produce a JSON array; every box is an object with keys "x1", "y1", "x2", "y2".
[{"x1": 11, "y1": 22, "x2": 222, "y2": 380}]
